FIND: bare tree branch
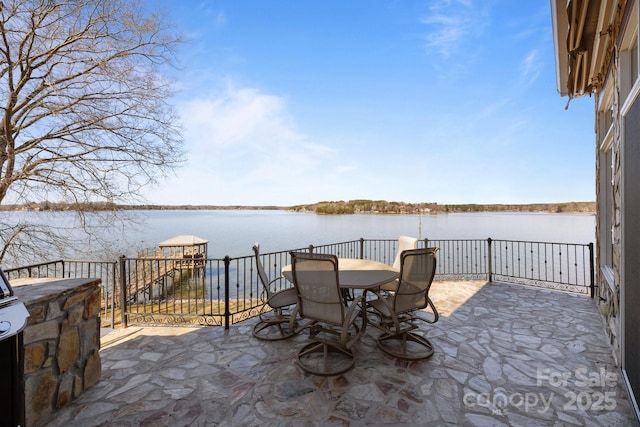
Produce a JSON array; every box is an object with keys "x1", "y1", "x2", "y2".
[{"x1": 0, "y1": 0, "x2": 185, "y2": 263}]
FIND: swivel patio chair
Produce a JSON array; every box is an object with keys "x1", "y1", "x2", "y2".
[
  {"x1": 369, "y1": 247, "x2": 439, "y2": 360},
  {"x1": 251, "y1": 243, "x2": 299, "y2": 341},
  {"x1": 379, "y1": 235, "x2": 419, "y2": 292},
  {"x1": 289, "y1": 252, "x2": 366, "y2": 376}
]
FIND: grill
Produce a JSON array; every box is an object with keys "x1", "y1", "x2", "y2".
[{"x1": 0, "y1": 268, "x2": 30, "y2": 427}]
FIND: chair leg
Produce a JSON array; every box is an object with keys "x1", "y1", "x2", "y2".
[
  {"x1": 252, "y1": 308, "x2": 297, "y2": 341},
  {"x1": 296, "y1": 340, "x2": 355, "y2": 376},
  {"x1": 377, "y1": 330, "x2": 435, "y2": 360},
  {"x1": 341, "y1": 288, "x2": 355, "y2": 304}
]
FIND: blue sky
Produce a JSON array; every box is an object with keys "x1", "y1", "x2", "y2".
[{"x1": 142, "y1": 0, "x2": 595, "y2": 206}]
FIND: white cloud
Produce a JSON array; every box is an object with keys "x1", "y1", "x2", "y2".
[
  {"x1": 421, "y1": 0, "x2": 488, "y2": 57},
  {"x1": 144, "y1": 84, "x2": 356, "y2": 205},
  {"x1": 180, "y1": 86, "x2": 294, "y2": 149},
  {"x1": 194, "y1": 3, "x2": 226, "y2": 28},
  {"x1": 520, "y1": 49, "x2": 541, "y2": 86}
]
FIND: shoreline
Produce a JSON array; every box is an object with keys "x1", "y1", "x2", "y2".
[{"x1": 0, "y1": 200, "x2": 596, "y2": 215}]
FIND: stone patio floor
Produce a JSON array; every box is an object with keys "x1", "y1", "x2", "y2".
[{"x1": 45, "y1": 280, "x2": 639, "y2": 426}]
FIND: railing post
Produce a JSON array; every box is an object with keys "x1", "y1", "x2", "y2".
[
  {"x1": 224, "y1": 256, "x2": 230, "y2": 329},
  {"x1": 487, "y1": 238, "x2": 493, "y2": 282},
  {"x1": 119, "y1": 255, "x2": 127, "y2": 328},
  {"x1": 359, "y1": 238, "x2": 364, "y2": 259},
  {"x1": 111, "y1": 261, "x2": 117, "y2": 329},
  {"x1": 588, "y1": 242, "x2": 595, "y2": 298}
]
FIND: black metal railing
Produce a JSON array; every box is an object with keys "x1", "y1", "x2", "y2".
[
  {"x1": 487, "y1": 239, "x2": 594, "y2": 295},
  {"x1": 4, "y1": 259, "x2": 119, "y2": 328},
  {"x1": 426, "y1": 238, "x2": 489, "y2": 280},
  {"x1": 4, "y1": 259, "x2": 67, "y2": 278},
  {"x1": 4, "y1": 238, "x2": 595, "y2": 330}
]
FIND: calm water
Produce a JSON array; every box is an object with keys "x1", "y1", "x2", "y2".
[
  {"x1": 4, "y1": 210, "x2": 595, "y2": 264},
  {"x1": 108, "y1": 210, "x2": 595, "y2": 258}
]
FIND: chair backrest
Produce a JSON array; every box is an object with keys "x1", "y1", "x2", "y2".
[
  {"x1": 392, "y1": 235, "x2": 419, "y2": 270},
  {"x1": 393, "y1": 247, "x2": 438, "y2": 313},
  {"x1": 290, "y1": 252, "x2": 344, "y2": 325},
  {"x1": 253, "y1": 243, "x2": 273, "y2": 299}
]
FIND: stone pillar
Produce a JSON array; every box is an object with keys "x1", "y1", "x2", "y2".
[{"x1": 11, "y1": 278, "x2": 102, "y2": 427}]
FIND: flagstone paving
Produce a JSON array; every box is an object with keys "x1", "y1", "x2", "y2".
[{"x1": 45, "y1": 281, "x2": 638, "y2": 426}]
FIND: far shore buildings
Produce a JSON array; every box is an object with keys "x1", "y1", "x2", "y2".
[{"x1": 552, "y1": 0, "x2": 639, "y2": 418}]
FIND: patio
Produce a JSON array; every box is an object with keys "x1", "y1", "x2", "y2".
[{"x1": 44, "y1": 280, "x2": 637, "y2": 426}]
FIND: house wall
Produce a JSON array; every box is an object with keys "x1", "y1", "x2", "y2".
[
  {"x1": 623, "y1": 90, "x2": 640, "y2": 399},
  {"x1": 594, "y1": 0, "x2": 638, "y2": 367},
  {"x1": 594, "y1": 9, "x2": 620, "y2": 368},
  {"x1": 552, "y1": 0, "x2": 639, "y2": 415}
]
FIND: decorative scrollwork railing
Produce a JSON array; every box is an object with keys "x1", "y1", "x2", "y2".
[{"x1": 5, "y1": 238, "x2": 593, "y2": 329}]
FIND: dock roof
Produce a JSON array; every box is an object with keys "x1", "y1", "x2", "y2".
[{"x1": 158, "y1": 235, "x2": 209, "y2": 247}]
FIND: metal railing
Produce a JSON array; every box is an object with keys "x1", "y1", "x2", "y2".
[
  {"x1": 5, "y1": 259, "x2": 119, "y2": 328},
  {"x1": 4, "y1": 238, "x2": 594, "y2": 329},
  {"x1": 488, "y1": 239, "x2": 594, "y2": 294},
  {"x1": 4, "y1": 259, "x2": 67, "y2": 278}
]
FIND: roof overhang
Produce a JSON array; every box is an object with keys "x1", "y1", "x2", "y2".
[
  {"x1": 552, "y1": 0, "x2": 615, "y2": 99},
  {"x1": 552, "y1": 0, "x2": 571, "y2": 96}
]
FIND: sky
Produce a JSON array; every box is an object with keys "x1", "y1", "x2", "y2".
[{"x1": 141, "y1": 0, "x2": 596, "y2": 207}]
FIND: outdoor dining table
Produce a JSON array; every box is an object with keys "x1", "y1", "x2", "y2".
[
  {"x1": 281, "y1": 258, "x2": 399, "y2": 291},
  {"x1": 282, "y1": 257, "x2": 399, "y2": 334}
]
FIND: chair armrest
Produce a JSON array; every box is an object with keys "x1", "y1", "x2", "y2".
[
  {"x1": 423, "y1": 297, "x2": 439, "y2": 324},
  {"x1": 267, "y1": 276, "x2": 292, "y2": 294}
]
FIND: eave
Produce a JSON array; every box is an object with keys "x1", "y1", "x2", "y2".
[{"x1": 552, "y1": 0, "x2": 618, "y2": 99}]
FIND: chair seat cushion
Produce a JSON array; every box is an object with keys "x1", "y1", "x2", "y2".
[{"x1": 268, "y1": 287, "x2": 298, "y2": 308}]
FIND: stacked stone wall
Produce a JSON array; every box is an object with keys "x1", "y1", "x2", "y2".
[
  {"x1": 594, "y1": 7, "x2": 628, "y2": 365},
  {"x1": 12, "y1": 278, "x2": 102, "y2": 427}
]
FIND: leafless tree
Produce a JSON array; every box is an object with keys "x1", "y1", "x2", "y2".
[{"x1": 0, "y1": 0, "x2": 184, "y2": 266}]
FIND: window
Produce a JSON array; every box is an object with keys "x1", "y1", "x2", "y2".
[
  {"x1": 599, "y1": 137, "x2": 615, "y2": 285},
  {"x1": 599, "y1": 146, "x2": 614, "y2": 273},
  {"x1": 620, "y1": 1, "x2": 639, "y2": 106},
  {"x1": 598, "y1": 81, "x2": 615, "y2": 287}
]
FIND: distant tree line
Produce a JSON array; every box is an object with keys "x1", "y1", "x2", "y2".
[
  {"x1": 0, "y1": 202, "x2": 285, "y2": 212},
  {"x1": 290, "y1": 200, "x2": 596, "y2": 214},
  {"x1": 0, "y1": 200, "x2": 595, "y2": 214}
]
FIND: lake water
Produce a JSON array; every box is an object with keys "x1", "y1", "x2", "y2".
[
  {"x1": 3, "y1": 210, "x2": 595, "y2": 265},
  {"x1": 105, "y1": 210, "x2": 595, "y2": 258}
]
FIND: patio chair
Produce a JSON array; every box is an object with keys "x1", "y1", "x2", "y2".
[
  {"x1": 251, "y1": 243, "x2": 299, "y2": 341},
  {"x1": 369, "y1": 247, "x2": 439, "y2": 360},
  {"x1": 289, "y1": 252, "x2": 366, "y2": 376},
  {"x1": 379, "y1": 235, "x2": 419, "y2": 292}
]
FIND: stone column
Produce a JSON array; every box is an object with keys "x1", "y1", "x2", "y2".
[{"x1": 12, "y1": 278, "x2": 102, "y2": 427}]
